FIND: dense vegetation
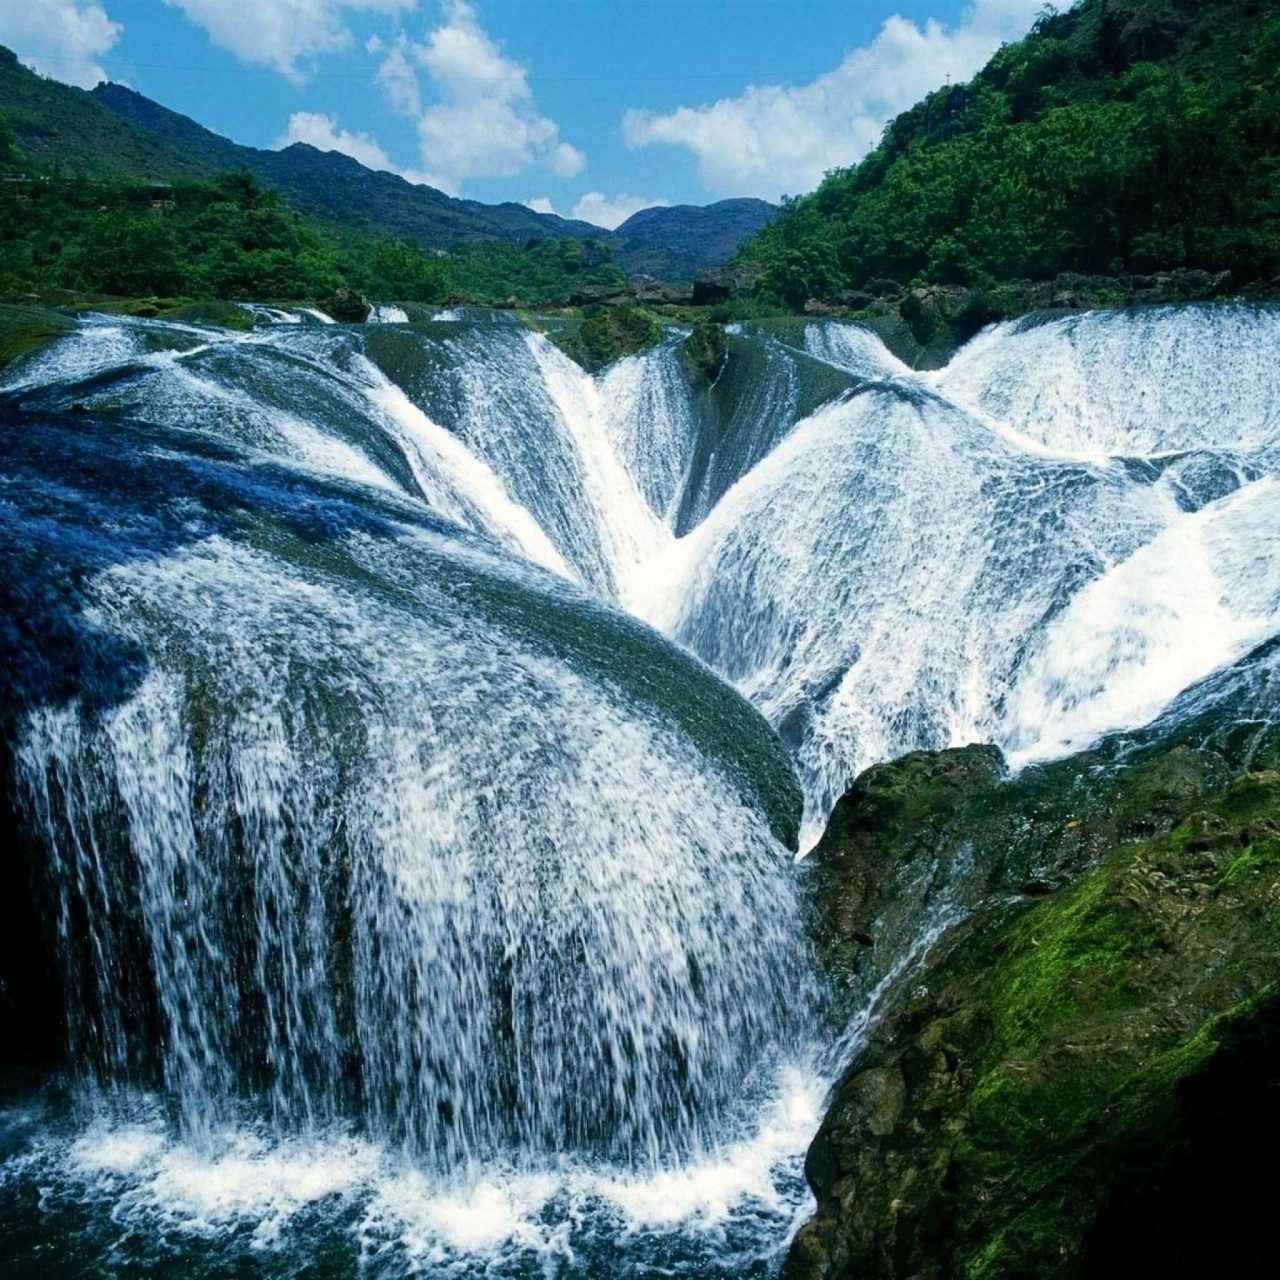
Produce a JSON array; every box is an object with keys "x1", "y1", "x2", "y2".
[
  {"x1": 0, "y1": 112, "x2": 640, "y2": 308},
  {"x1": 448, "y1": 236, "x2": 624, "y2": 305},
  {"x1": 747, "y1": 0, "x2": 1280, "y2": 305},
  {"x1": 550, "y1": 305, "x2": 663, "y2": 370},
  {"x1": 0, "y1": 146, "x2": 451, "y2": 305}
]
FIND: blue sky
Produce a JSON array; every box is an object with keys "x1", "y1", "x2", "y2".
[{"x1": 2, "y1": 1, "x2": 1046, "y2": 226}]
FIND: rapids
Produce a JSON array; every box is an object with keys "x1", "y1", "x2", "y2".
[{"x1": 2, "y1": 301, "x2": 1279, "y2": 1274}]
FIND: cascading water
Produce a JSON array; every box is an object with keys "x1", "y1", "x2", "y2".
[{"x1": 2, "y1": 300, "x2": 1280, "y2": 1274}]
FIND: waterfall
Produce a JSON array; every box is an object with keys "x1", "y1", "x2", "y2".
[{"x1": 3, "y1": 300, "x2": 1280, "y2": 1272}]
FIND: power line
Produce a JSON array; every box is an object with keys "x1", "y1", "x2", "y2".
[{"x1": 14, "y1": 48, "x2": 978, "y2": 85}]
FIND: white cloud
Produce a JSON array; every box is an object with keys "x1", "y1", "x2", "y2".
[
  {"x1": 571, "y1": 192, "x2": 670, "y2": 232},
  {"x1": 276, "y1": 109, "x2": 441, "y2": 187},
  {"x1": 524, "y1": 196, "x2": 557, "y2": 215},
  {"x1": 551, "y1": 141, "x2": 586, "y2": 178},
  {"x1": 0, "y1": 0, "x2": 121, "y2": 88},
  {"x1": 622, "y1": 0, "x2": 1044, "y2": 198},
  {"x1": 164, "y1": 0, "x2": 415, "y2": 81},
  {"x1": 371, "y1": 2, "x2": 586, "y2": 194},
  {"x1": 277, "y1": 111, "x2": 395, "y2": 170}
]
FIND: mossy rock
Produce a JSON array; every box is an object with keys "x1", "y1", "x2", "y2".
[
  {"x1": 0, "y1": 304, "x2": 72, "y2": 371},
  {"x1": 158, "y1": 299, "x2": 250, "y2": 330},
  {"x1": 682, "y1": 319, "x2": 728, "y2": 381},
  {"x1": 162, "y1": 300, "x2": 253, "y2": 331},
  {"x1": 551, "y1": 305, "x2": 662, "y2": 371},
  {"x1": 316, "y1": 288, "x2": 371, "y2": 324},
  {"x1": 790, "y1": 753, "x2": 1280, "y2": 1280}
]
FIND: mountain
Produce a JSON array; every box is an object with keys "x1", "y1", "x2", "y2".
[
  {"x1": 89, "y1": 82, "x2": 606, "y2": 247},
  {"x1": 0, "y1": 48, "x2": 767, "y2": 281},
  {"x1": 745, "y1": 0, "x2": 1280, "y2": 305},
  {"x1": 0, "y1": 48, "x2": 202, "y2": 182},
  {"x1": 610, "y1": 200, "x2": 777, "y2": 281}
]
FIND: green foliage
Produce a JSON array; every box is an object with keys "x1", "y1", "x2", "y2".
[
  {"x1": 745, "y1": 0, "x2": 1280, "y2": 303},
  {"x1": 683, "y1": 319, "x2": 728, "y2": 381},
  {"x1": 0, "y1": 303, "x2": 71, "y2": 367},
  {"x1": 0, "y1": 113, "x2": 22, "y2": 170},
  {"x1": 0, "y1": 165, "x2": 454, "y2": 306},
  {"x1": 552, "y1": 305, "x2": 662, "y2": 370},
  {"x1": 446, "y1": 235, "x2": 624, "y2": 305}
]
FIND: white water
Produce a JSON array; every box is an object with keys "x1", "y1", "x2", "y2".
[
  {"x1": 4, "y1": 301, "x2": 1280, "y2": 1271},
  {"x1": 8, "y1": 302, "x2": 1279, "y2": 867}
]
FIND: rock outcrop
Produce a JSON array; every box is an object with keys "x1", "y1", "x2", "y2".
[
  {"x1": 692, "y1": 261, "x2": 764, "y2": 306},
  {"x1": 569, "y1": 275, "x2": 693, "y2": 307},
  {"x1": 791, "y1": 716, "x2": 1280, "y2": 1279},
  {"x1": 315, "y1": 287, "x2": 371, "y2": 323},
  {"x1": 681, "y1": 320, "x2": 727, "y2": 382},
  {"x1": 0, "y1": 303, "x2": 72, "y2": 369},
  {"x1": 551, "y1": 305, "x2": 663, "y2": 372}
]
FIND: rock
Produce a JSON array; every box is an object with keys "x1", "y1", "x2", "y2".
[
  {"x1": 682, "y1": 320, "x2": 727, "y2": 382},
  {"x1": 0, "y1": 303, "x2": 73, "y2": 370},
  {"x1": 835, "y1": 290, "x2": 877, "y2": 310},
  {"x1": 569, "y1": 282, "x2": 627, "y2": 307},
  {"x1": 316, "y1": 288, "x2": 371, "y2": 323},
  {"x1": 163, "y1": 300, "x2": 253, "y2": 331},
  {"x1": 788, "y1": 733, "x2": 1280, "y2": 1280},
  {"x1": 551, "y1": 304, "x2": 662, "y2": 372},
  {"x1": 626, "y1": 274, "x2": 692, "y2": 305},
  {"x1": 692, "y1": 261, "x2": 763, "y2": 306}
]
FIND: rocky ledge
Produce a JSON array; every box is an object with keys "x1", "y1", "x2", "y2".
[
  {"x1": 792, "y1": 714, "x2": 1280, "y2": 1278},
  {"x1": 803, "y1": 269, "x2": 1244, "y2": 368}
]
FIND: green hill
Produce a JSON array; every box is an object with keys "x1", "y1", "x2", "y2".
[
  {"x1": 0, "y1": 49, "x2": 768, "y2": 287},
  {"x1": 0, "y1": 48, "x2": 203, "y2": 182},
  {"x1": 745, "y1": 0, "x2": 1280, "y2": 306},
  {"x1": 609, "y1": 199, "x2": 776, "y2": 281},
  {"x1": 90, "y1": 82, "x2": 607, "y2": 248}
]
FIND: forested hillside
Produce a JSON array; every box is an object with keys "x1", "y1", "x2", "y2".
[
  {"x1": 746, "y1": 0, "x2": 1280, "y2": 305},
  {"x1": 0, "y1": 48, "x2": 763, "y2": 294}
]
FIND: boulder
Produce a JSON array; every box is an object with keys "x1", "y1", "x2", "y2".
[
  {"x1": 682, "y1": 320, "x2": 727, "y2": 381},
  {"x1": 316, "y1": 287, "x2": 371, "y2": 323},
  {"x1": 788, "y1": 730, "x2": 1279, "y2": 1280},
  {"x1": 626, "y1": 274, "x2": 692, "y2": 305},
  {"x1": 692, "y1": 261, "x2": 764, "y2": 306},
  {"x1": 569, "y1": 282, "x2": 627, "y2": 307}
]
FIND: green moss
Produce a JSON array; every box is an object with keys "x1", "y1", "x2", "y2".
[
  {"x1": 0, "y1": 303, "x2": 71, "y2": 369},
  {"x1": 161, "y1": 299, "x2": 252, "y2": 330},
  {"x1": 792, "y1": 743, "x2": 1280, "y2": 1280},
  {"x1": 551, "y1": 305, "x2": 662, "y2": 371},
  {"x1": 682, "y1": 319, "x2": 727, "y2": 381}
]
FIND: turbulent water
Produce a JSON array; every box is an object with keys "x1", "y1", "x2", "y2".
[{"x1": 2, "y1": 301, "x2": 1279, "y2": 1275}]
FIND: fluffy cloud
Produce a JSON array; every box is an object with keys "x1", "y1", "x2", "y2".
[
  {"x1": 164, "y1": 0, "x2": 415, "y2": 81},
  {"x1": 524, "y1": 196, "x2": 557, "y2": 215},
  {"x1": 278, "y1": 111, "x2": 395, "y2": 171},
  {"x1": 277, "y1": 110, "x2": 441, "y2": 186},
  {"x1": 551, "y1": 142, "x2": 586, "y2": 178},
  {"x1": 571, "y1": 192, "x2": 670, "y2": 232},
  {"x1": 622, "y1": 0, "x2": 1045, "y2": 198},
  {"x1": 371, "y1": 2, "x2": 586, "y2": 195},
  {"x1": 0, "y1": 0, "x2": 121, "y2": 88}
]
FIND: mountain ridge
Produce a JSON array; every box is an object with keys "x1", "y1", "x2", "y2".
[{"x1": 0, "y1": 48, "x2": 772, "y2": 283}]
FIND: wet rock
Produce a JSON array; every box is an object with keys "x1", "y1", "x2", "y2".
[
  {"x1": 789, "y1": 734, "x2": 1280, "y2": 1280},
  {"x1": 682, "y1": 320, "x2": 727, "y2": 381},
  {"x1": 692, "y1": 261, "x2": 764, "y2": 305},
  {"x1": 315, "y1": 287, "x2": 371, "y2": 323}
]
